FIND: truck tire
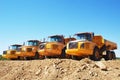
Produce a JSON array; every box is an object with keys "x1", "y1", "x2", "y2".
[
  {"x1": 25, "y1": 57, "x2": 32, "y2": 60},
  {"x1": 34, "y1": 52, "x2": 39, "y2": 59},
  {"x1": 18, "y1": 56, "x2": 24, "y2": 60},
  {"x1": 61, "y1": 47, "x2": 66, "y2": 58},
  {"x1": 105, "y1": 51, "x2": 113, "y2": 60},
  {"x1": 112, "y1": 51, "x2": 116, "y2": 60},
  {"x1": 71, "y1": 56, "x2": 78, "y2": 60},
  {"x1": 45, "y1": 56, "x2": 50, "y2": 59},
  {"x1": 111, "y1": 51, "x2": 116, "y2": 60},
  {"x1": 90, "y1": 47, "x2": 101, "y2": 61},
  {"x1": 17, "y1": 56, "x2": 21, "y2": 60},
  {"x1": 10, "y1": 59, "x2": 16, "y2": 60}
]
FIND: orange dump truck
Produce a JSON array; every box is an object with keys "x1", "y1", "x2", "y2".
[
  {"x1": 66, "y1": 32, "x2": 117, "y2": 61},
  {"x1": 38, "y1": 35, "x2": 75, "y2": 58},
  {"x1": 16, "y1": 40, "x2": 41, "y2": 60},
  {"x1": 2, "y1": 44, "x2": 22, "y2": 60}
]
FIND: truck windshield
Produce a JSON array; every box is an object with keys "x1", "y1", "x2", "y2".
[
  {"x1": 9, "y1": 45, "x2": 19, "y2": 50},
  {"x1": 26, "y1": 41, "x2": 39, "y2": 46},
  {"x1": 49, "y1": 36, "x2": 62, "y2": 42},
  {"x1": 76, "y1": 34, "x2": 92, "y2": 41}
]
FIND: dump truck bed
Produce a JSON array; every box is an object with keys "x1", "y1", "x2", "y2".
[
  {"x1": 104, "y1": 39, "x2": 117, "y2": 50},
  {"x1": 64, "y1": 38, "x2": 76, "y2": 45},
  {"x1": 93, "y1": 35, "x2": 117, "y2": 50}
]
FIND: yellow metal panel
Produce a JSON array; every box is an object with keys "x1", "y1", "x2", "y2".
[{"x1": 2, "y1": 54, "x2": 18, "y2": 59}]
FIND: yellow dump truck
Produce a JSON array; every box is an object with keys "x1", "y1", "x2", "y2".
[
  {"x1": 66, "y1": 32, "x2": 117, "y2": 61},
  {"x1": 2, "y1": 44, "x2": 22, "y2": 60},
  {"x1": 16, "y1": 40, "x2": 41, "y2": 60},
  {"x1": 38, "y1": 35, "x2": 75, "y2": 58}
]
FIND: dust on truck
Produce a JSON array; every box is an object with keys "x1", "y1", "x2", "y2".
[
  {"x1": 38, "y1": 35, "x2": 75, "y2": 58},
  {"x1": 16, "y1": 40, "x2": 41, "y2": 60},
  {"x1": 66, "y1": 32, "x2": 117, "y2": 61},
  {"x1": 2, "y1": 44, "x2": 22, "y2": 60}
]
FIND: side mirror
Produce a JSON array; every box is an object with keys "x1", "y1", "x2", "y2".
[
  {"x1": 23, "y1": 42, "x2": 25, "y2": 46},
  {"x1": 69, "y1": 35, "x2": 71, "y2": 38},
  {"x1": 43, "y1": 38, "x2": 46, "y2": 42},
  {"x1": 8, "y1": 46, "x2": 10, "y2": 50}
]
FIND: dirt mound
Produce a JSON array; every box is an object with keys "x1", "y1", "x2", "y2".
[{"x1": 0, "y1": 58, "x2": 120, "y2": 80}]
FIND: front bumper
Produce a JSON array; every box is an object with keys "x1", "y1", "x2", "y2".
[
  {"x1": 2, "y1": 54, "x2": 18, "y2": 59},
  {"x1": 16, "y1": 52, "x2": 35, "y2": 57},
  {"x1": 66, "y1": 49, "x2": 93, "y2": 57},
  {"x1": 38, "y1": 49, "x2": 60, "y2": 56}
]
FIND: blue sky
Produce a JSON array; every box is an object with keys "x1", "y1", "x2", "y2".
[{"x1": 0, "y1": 0, "x2": 120, "y2": 56}]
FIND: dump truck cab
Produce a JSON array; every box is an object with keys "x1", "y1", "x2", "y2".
[
  {"x1": 66, "y1": 32, "x2": 117, "y2": 61},
  {"x1": 38, "y1": 35, "x2": 75, "y2": 58},
  {"x1": 66, "y1": 32, "x2": 97, "y2": 59},
  {"x1": 2, "y1": 44, "x2": 22, "y2": 60},
  {"x1": 16, "y1": 40, "x2": 41, "y2": 59}
]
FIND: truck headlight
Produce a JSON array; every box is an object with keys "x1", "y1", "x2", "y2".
[
  {"x1": 23, "y1": 48, "x2": 26, "y2": 51},
  {"x1": 39, "y1": 44, "x2": 45, "y2": 49},
  {"x1": 46, "y1": 44, "x2": 52, "y2": 49}
]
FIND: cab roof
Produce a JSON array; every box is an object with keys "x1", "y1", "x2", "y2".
[
  {"x1": 11, "y1": 44, "x2": 22, "y2": 46},
  {"x1": 75, "y1": 32, "x2": 94, "y2": 35},
  {"x1": 48, "y1": 35, "x2": 64, "y2": 38},
  {"x1": 27, "y1": 40, "x2": 40, "y2": 42}
]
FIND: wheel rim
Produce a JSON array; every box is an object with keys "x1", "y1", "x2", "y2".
[
  {"x1": 109, "y1": 53, "x2": 113, "y2": 60},
  {"x1": 95, "y1": 50, "x2": 100, "y2": 60}
]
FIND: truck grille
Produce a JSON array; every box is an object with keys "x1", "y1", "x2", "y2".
[
  {"x1": 11, "y1": 51, "x2": 16, "y2": 54},
  {"x1": 26, "y1": 48, "x2": 32, "y2": 52},
  {"x1": 69, "y1": 42, "x2": 78, "y2": 49}
]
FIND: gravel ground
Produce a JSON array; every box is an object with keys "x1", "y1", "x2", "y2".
[{"x1": 0, "y1": 58, "x2": 120, "y2": 80}]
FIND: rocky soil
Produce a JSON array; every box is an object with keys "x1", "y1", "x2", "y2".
[{"x1": 0, "y1": 58, "x2": 120, "y2": 80}]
